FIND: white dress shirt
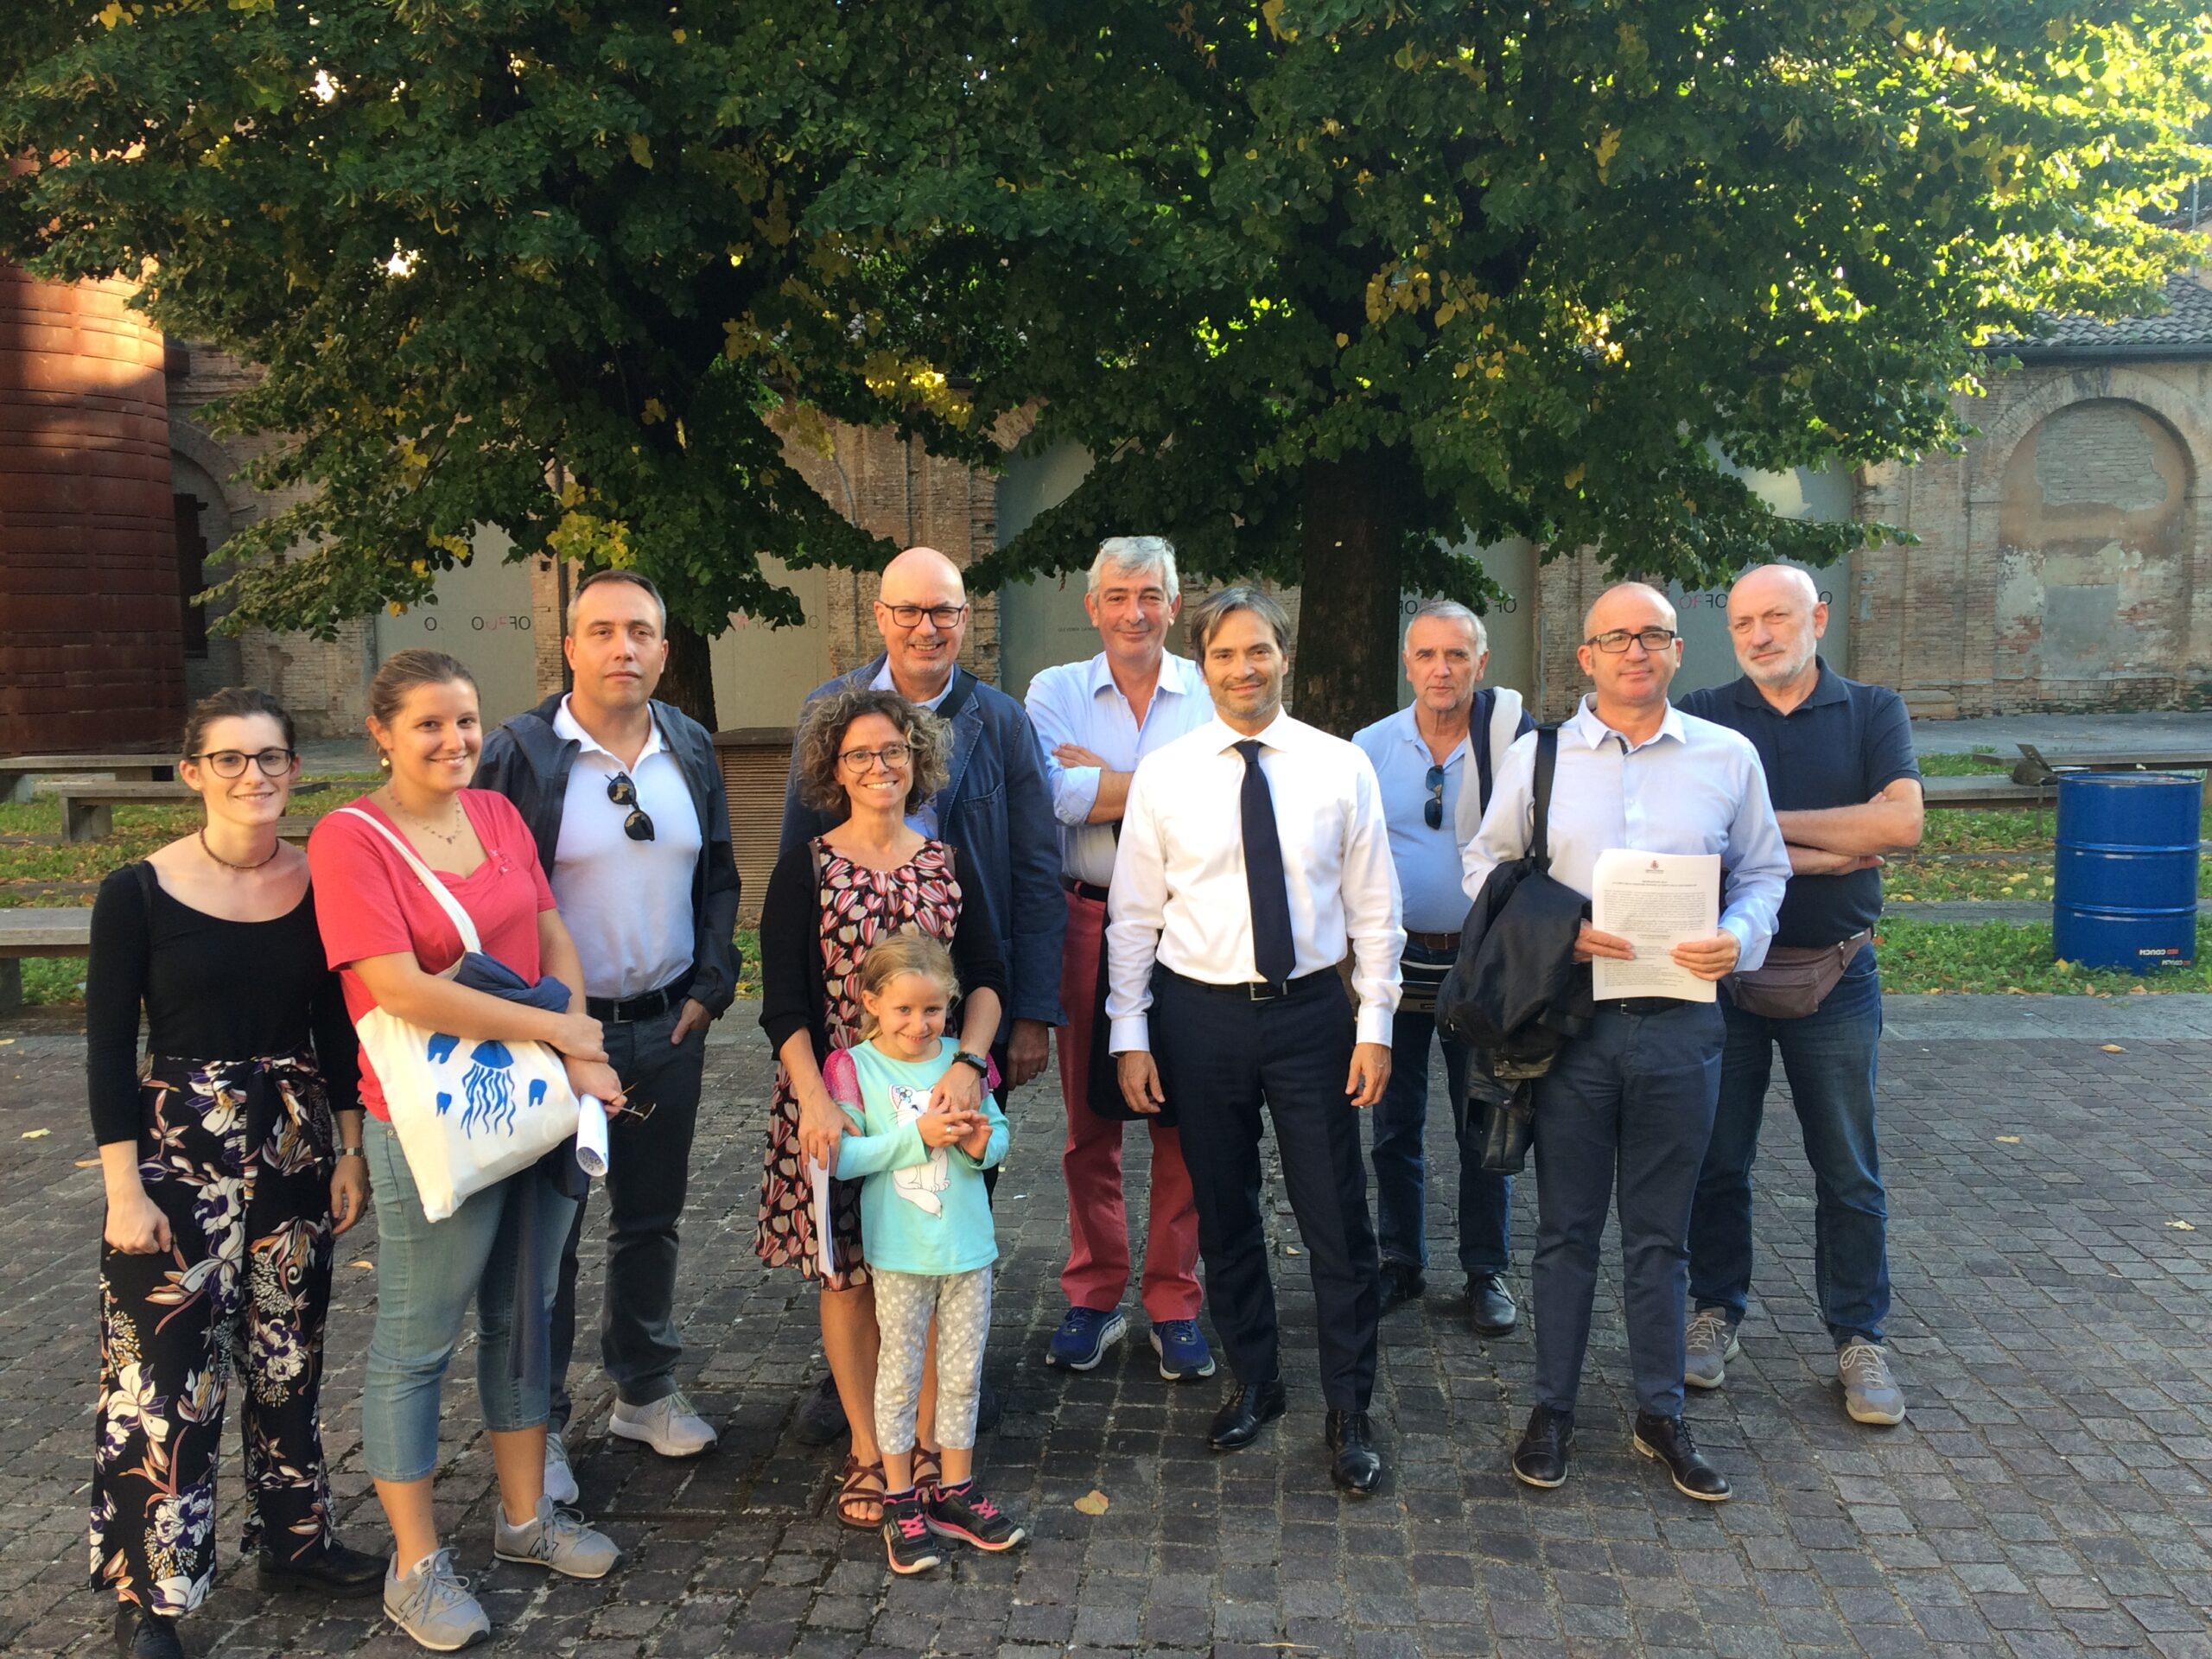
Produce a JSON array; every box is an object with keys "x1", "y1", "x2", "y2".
[
  {"x1": 550, "y1": 698, "x2": 703, "y2": 1001},
  {"x1": 1106, "y1": 711, "x2": 1405, "y2": 1051},
  {"x1": 1460, "y1": 696, "x2": 1790, "y2": 973},
  {"x1": 869, "y1": 661, "x2": 953, "y2": 837},
  {"x1": 1025, "y1": 651, "x2": 1211, "y2": 887}
]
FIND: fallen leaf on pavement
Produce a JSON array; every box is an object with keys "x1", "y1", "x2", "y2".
[
  {"x1": 350, "y1": 1259, "x2": 374, "y2": 1269},
  {"x1": 2101, "y1": 1044, "x2": 2125, "y2": 1053},
  {"x1": 75, "y1": 1158, "x2": 99, "y2": 1167},
  {"x1": 1995, "y1": 1135, "x2": 2020, "y2": 1144},
  {"x1": 21, "y1": 1128, "x2": 49, "y2": 1139},
  {"x1": 1074, "y1": 1490, "x2": 1109, "y2": 1516},
  {"x1": 2167, "y1": 1221, "x2": 2196, "y2": 1231}
]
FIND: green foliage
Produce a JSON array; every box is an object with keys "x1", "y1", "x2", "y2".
[
  {"x1": 1875, "y1": 916, "x2": 2212, "y2": 995},
  {"x1": 2, "y1": 1, "x2": 2207, "y2": 662}
]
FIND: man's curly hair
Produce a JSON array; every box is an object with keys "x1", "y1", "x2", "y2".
[{"x1": 792, "y1": 685, "x2": 952, "y2": 816}]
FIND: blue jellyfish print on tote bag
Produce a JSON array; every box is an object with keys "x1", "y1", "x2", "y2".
[{"x1": 459, "y1": 1041, "x2": 519, "y2": 1138}]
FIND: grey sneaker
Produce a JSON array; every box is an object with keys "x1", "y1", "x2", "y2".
[
  {"x1": 610, "y1": 1389, "x2": 718, "y2": 1458},
  {"x1": 384, "y1": 1548, "x2": 489, "y2": 1652},
  {"x1": 1838, "y1": 1338, "x2": 1906, "y2": 1426},
  {"x1": 1683, "y1": 1307, "x2": 1741, "y2": 1390},
  {"x1": 493, "y1": 1496, "x2": 621, "y2": 1580},
  {"x1": 543, "y1": 1429, "x2": 579, "y2": 1506}
]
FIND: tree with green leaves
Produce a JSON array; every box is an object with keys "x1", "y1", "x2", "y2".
[{"x1": 4, "y1": 3, "x2": 2207, "y2": 733}]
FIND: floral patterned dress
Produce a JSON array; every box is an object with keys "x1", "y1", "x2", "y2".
[{"x1": 756, "y1": 840, "x2": 964, "y2": 1289}]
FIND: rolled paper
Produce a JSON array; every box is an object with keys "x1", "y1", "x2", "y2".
[{"x1": 575, "y1": 1095, "x2": 611, "y2": 1179}]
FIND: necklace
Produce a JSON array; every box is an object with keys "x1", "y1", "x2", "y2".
[
  {"x1": 385, "y1": 790, "x2": 467, "y2": 846},
  {"x1": 198, "y1": 827, "x2": 282, "y2": 873}
]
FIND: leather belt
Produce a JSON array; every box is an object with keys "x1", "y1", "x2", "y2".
[
  {"x1": 1598, "y1": 996, "x2": 1692, "y2": 1017},
  {"x1": 1063, "y1": 876, "x2": 1111, "y2": 904},
  {"x1": 1160, "y1": 964, "x2": 1336, "y2": 1004},
  {"x1": 1405, "y1": 931, "x2": 1460, "y2": 953},
  {"x1": 588, "y1": 976, "x2": 690, "y2": 1024}
]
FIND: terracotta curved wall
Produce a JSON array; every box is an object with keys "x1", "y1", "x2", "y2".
[{"x1": 0, "y1": 269, "x2": 184, "y2": 753}]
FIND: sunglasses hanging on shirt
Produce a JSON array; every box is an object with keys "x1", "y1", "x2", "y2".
[
  {"x1": 606, "y1": 772, "x2": 656, "y2": 842},
  {"x1": 1423, "y1": 763, "x2": 1446, "y2": 830}
]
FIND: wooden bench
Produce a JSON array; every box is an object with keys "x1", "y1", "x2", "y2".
[
  {"x1": 1920, "y1": 774, "x2": 2056, "y2": 812},
  {"x1": 0, "y1": 908, "x2": 91, "y2": 1014},
  {"x1": 2012, "y1": 745, "x2": 2212, "y2": 785},
  {"x1": 0, "y1": 753, "x2": 174, "y2": 804},
  {"x1": 50, "y1": 780, "x2": 330, "y2": 842}
]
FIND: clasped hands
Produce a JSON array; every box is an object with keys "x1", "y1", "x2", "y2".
[{"x1": 1573, "y1": 921, "x2": 1741, "y2": 982}]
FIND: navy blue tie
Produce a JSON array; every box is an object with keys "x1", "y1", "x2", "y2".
[{"x1": 1235, "y1": 740, "x2": 1296, "y2": 987}]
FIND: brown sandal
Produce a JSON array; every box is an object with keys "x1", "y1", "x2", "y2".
[
  {"x1": 912, "y1": 1444, "x2": 943, "y2": 1497},
  {"x1": 834, "y1": 1454, "x2": 886, "y2": 1530}
]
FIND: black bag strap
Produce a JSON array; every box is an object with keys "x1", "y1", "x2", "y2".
[
  {"x1": 933, "y1": 668, "x2": 977, "y2": 726},
  {"x1": 1529, "y1": 724, "x2": 1560, "y2": 871},
  {"x1": 1472, "y1": 688, "x2": 1497, "y2": 817}
]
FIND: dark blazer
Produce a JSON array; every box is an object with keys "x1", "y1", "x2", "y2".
[
  {"x1": 756, "y1": 837, "x2": 1008, "y2": 1067},
  {"x1": 476, "y1": 694, "x2": 744, "y2": 1017},
  {"x1": 778, "y1": 658, "x2": 1065, "y2": 1043}
]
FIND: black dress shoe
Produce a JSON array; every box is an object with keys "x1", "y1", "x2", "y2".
[
  {"x1": 1632, "y1": 1411, "x2": 1732, "y2": 1502},
  {"x1": 1468, "y1": 1273, "x2": 1518, "y2": 1338},
  {"x1": 1510, "y1": 1404, "x2": 1573, "y2": 1489},
  {"x1": 114, "y1": 1606, "x2": 184, "y2": 1659},
  {"x1": 795, "y1": 1372, "x2": 849, "y2": 1446},
  {"x1": 1325, "y1": 1409, "x2": 1383, "y2": 1496},
  {"x1": 256, "y1": 1534, "x2": 386, "y2": 1599},
  {"x1": 1377, "y1": 1261, "x2": 1426, "y2": 1313},
  {"x1": 1207, "y1": 1377, "x2": 1287, "y2": 1451}
]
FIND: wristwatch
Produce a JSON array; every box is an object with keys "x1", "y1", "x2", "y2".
[
  {"x1": 953, "y1": 1050, "x2": 991, "y2": 1077},
  {"x1": 335, "y1": 1146, "x2": 366, "y2": 1160}
]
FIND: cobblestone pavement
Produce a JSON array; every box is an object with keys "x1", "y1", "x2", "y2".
[{"x1": 3, "y1": 998, "x2": 2211, "y2": 1659}]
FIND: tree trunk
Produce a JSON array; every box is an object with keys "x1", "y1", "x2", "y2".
[
  {"x1": 1293, "y1": 451, "x2": 1408, "y2": 738},
  {"x1": 657, "y1": 613, "x2": 721, "y2": 731}
]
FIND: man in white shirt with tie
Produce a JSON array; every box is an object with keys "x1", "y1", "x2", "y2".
[
  {"x1": 1462, "y1": 582, "x2": 1789, "y2": 1504},
  {"x1": 1108, "y1": 586, "x2": 1404, "y2": 1494},
  {"x1": 1026, "y1": 537, "x2": 1215, "y2": 1383}
]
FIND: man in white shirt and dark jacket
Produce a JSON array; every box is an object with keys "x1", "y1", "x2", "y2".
[
  {"x1": 1108, "y1": 586, "x2": 1404, "y2": 1494},
  {"x1": 475, "y1": 570, "x2": 743, "y2": 1502}
]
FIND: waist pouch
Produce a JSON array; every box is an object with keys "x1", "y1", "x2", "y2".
[{"x1": 1725, "y1": 930, "x2": 1871, "y2": 1020}]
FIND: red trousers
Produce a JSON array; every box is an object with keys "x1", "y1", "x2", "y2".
[{"x1": 1057, "y1": 887, "x2": 1203, "y2": 1322}]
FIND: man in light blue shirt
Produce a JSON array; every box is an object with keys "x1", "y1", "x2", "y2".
[
  {"x1": 1351, "y1": 601, "x2": 1531, "y2": 1338},
  {"x1": 1025, "y1": 537, "x2": 1217, "y2": 1382},
  {"x1": 1462, "y1": 582, "x2": 1789, "y2": 1505}
]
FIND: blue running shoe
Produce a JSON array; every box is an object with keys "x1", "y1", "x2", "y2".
[
  {"x1": 1149, "y1": 1319, "x2": 1217, "y2": 1382},
  {"x1": 1046, "y1": 1306, "x2": 1128, "y2": 1370}
]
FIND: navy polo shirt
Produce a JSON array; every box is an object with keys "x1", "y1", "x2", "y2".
[{"x1": 1677, "y1": 662, "x2": 1920, "y2": 950}]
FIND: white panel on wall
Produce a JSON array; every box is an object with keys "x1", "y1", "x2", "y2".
[{"x1": 375, "y1": 527, "x2": 539, "y2": 727}]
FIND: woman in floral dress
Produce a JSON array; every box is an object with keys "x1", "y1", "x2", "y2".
[
  {"x1": 757, "y1": 685, "x2": 1006, "y2": 1529},
  {"x1": 86, "y1": 689, "x2": 384, "y2": 1659}
]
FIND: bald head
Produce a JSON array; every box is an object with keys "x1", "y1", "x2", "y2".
[
  {"x1": 874, "y1": 544, "x2": 969, "y2": 698},
  {"x1": 1731, "y1": 563, "x2": 1820, "y2": 613},
  {"x1": 1582, "y1": 582, "x2": 1677, "y2": 639},
  {"x1": 1577, "y1": 581, "x2": 1682, "y2": 718},
  {"x1": 1726, "y1": 563, "x2": 1827, "y2": 692}
]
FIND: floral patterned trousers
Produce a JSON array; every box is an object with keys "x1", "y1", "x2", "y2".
[{"x1": 90, "y1": 1052, "x2": 338, "y2": 1616}]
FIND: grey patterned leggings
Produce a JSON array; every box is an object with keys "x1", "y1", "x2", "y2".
[{"x1": 873, "y1": 1265, "x2": 993, "y2": 1453}]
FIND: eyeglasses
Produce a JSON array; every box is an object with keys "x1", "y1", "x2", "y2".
[
  {"x1": 840, "y1": 742, "x2": 912, "y2": 772},
  {"x1": 606, "y1": 772, "x2": 655, "y2": 842},
  {"x1": 880, "y1": 602, "x2": 968, "y2": 630},
  {"x1": 1586, "y1": 627, "x2": 1680, "y2": 654},
  {"x1": 191, "y1": 748, "x2": 298, "y2": 779},
  {"x1": 1424, "y1": 764, "x2": 1446, "y2": 831}
]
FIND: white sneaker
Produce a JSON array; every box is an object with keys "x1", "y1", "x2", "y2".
[
  {"x1": 493, "y1": 1496, "x2": 621, "y2": 1580},
  {"x1": 543, "y1": 1429, "x2": 579, "y2": 1505},
  {"x1": 384, "y1": 1548, "x2": 490, "y2": 1652},
  {"x1": 609, "y1": 1389, "x2": 718, "y2": 1458}
]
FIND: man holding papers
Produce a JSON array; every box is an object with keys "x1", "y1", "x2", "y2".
[{"x1": 1462, "y1": 581, "x2": 1788, "y2": 1503}]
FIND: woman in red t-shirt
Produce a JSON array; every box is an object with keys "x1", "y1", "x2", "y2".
[{"x1": 308, "y1": 651, "x2": 626, "y2": 1649}]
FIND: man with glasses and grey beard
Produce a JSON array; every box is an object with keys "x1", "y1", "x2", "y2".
[{"x1": 477, "y1": 569, "x2": 743, "y2": 1502}]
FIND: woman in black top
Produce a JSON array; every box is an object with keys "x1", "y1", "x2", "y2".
[{"x1": 86, "y1": 689, "x2": 384, "y2": 1659}]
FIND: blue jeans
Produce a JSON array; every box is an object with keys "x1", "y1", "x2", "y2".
[
  {"x1": 1688, "y1": 945, "x2": 1890, "y2": 1347},
  {"x1": 1370, "y1": 944, "x2": 1513, "y2": 1275},
  {"x1": 1530, "y1": 1001, "x2": 1724, "y2": 1419},
  {"x1": 360, "y1": 1117, "x2": 579, "y2": 1483}
]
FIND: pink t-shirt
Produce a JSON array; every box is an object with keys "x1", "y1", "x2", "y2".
[{"x1": 308, "y1": 790, "x2": 557, "y2": 1120}]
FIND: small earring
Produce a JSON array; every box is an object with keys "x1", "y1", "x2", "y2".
[{"x1": 378, "y1": 753, "x2": 391, "y2": 771}]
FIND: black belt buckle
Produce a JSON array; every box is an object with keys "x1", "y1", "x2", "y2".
[{"x1": 1245, "y1": 978, "x2": 1289, "y2": 1002}]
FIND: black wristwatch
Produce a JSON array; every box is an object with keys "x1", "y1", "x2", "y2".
[{"x1": 954, "y1": 1050, "x2": 991, "y2": 1077}]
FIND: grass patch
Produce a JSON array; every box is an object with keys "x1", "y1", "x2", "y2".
[
  {"x1": 1876, "y1": 915, "x2": 2212, "y2": 995},
  {"x1": 1916, "y1": 753, "x2": 2015, "y2": 776}
]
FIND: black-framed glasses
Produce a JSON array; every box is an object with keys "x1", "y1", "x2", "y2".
[
  {"x1": 192, "y1": 747, "x2": 298, "y2": 779},
  {"x1": 1586, "y1": 626, "x2": 1680, "y2": 654},
  {"x1": 1423, "y1": 764, "x2": 1446, "y2": 830},
  {"x1": 840, "y1": 742, "x2": 912, "y2": 772},
  {"x1": 880, "y1": 602, "x2": 968, "y2": 630},
  {"x1": 606, "y1": 772, "x2": 655, "y2": 842}
]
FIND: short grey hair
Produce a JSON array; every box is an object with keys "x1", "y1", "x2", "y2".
[
  {"x1": 1088, "y1": 536, "x2": 1179, "y2": 598},
  {"x1": 1406, "y1": 598, "x2": 1487, "y2": 656},
  {"x1": 1186, "y1": 584, "x2": 1292, "y2": 657}
]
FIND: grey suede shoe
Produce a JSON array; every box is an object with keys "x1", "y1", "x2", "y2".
[
  {"x1": 493, "y1": 1497, "x2": 620, "y2": 1580},
  {"x1": 383, "y1": 1549, "x2": 490, "y2": 1652},
  {"x1": 1683, "y1": 1307, "x2": 1740, "y2": 1390},
  {"x1": 1839, "y1": 1338, "x2": 1907, "y2": 1425}
]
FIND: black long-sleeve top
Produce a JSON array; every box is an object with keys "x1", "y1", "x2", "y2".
[
  {"x1": 758, "y1": 838, "x2": 1008, "y2": 1066},
  {"x1": 84, "y1": 863, "x2": 363, "y2": 1146}
]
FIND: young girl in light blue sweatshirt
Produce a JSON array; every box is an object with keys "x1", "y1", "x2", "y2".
[{"x1": 823, "y1": 931, "x2": 1021, "y2": 1574}]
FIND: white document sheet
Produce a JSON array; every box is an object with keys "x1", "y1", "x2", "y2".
[
  {"x1": 809, "y1": 1157, "x2": 836, "y2": 1278},
  {"x1": 575, "y1": 1095, "x2": 611, "y2": 1179},
  {"x1": 1590, "y1": 849, "x2": 1721, "y2": 1003}
]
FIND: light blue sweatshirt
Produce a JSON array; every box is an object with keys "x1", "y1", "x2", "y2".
[{"x1": 826, "y1": 1037, "x2": 1008, "y2": 1276}]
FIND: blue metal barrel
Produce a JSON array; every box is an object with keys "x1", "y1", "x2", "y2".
[{"x1": 2051, "y1": 772, "x2": 2202, "y2": 972}]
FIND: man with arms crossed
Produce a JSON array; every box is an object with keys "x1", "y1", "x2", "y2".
[
  {"x1": 1463, "y1": 582, "x2": 1788, "y2": 1503},
  {"x1": 1352, "y1": 600, "x2": 1531, "y2": 1335},
  {"x1": 1680, "y1": 563, "x2": 1921, "y2": 1425},
  {"x1": 1109, "y1": 587, "x2": 1402, "y2": 1493},
  {"x1": 1026, "y1": 537, "x2": 1215, "y2": 1381},
  {"x1": 477, "y1": 569, "x2": 743, "y2": 1500}
]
